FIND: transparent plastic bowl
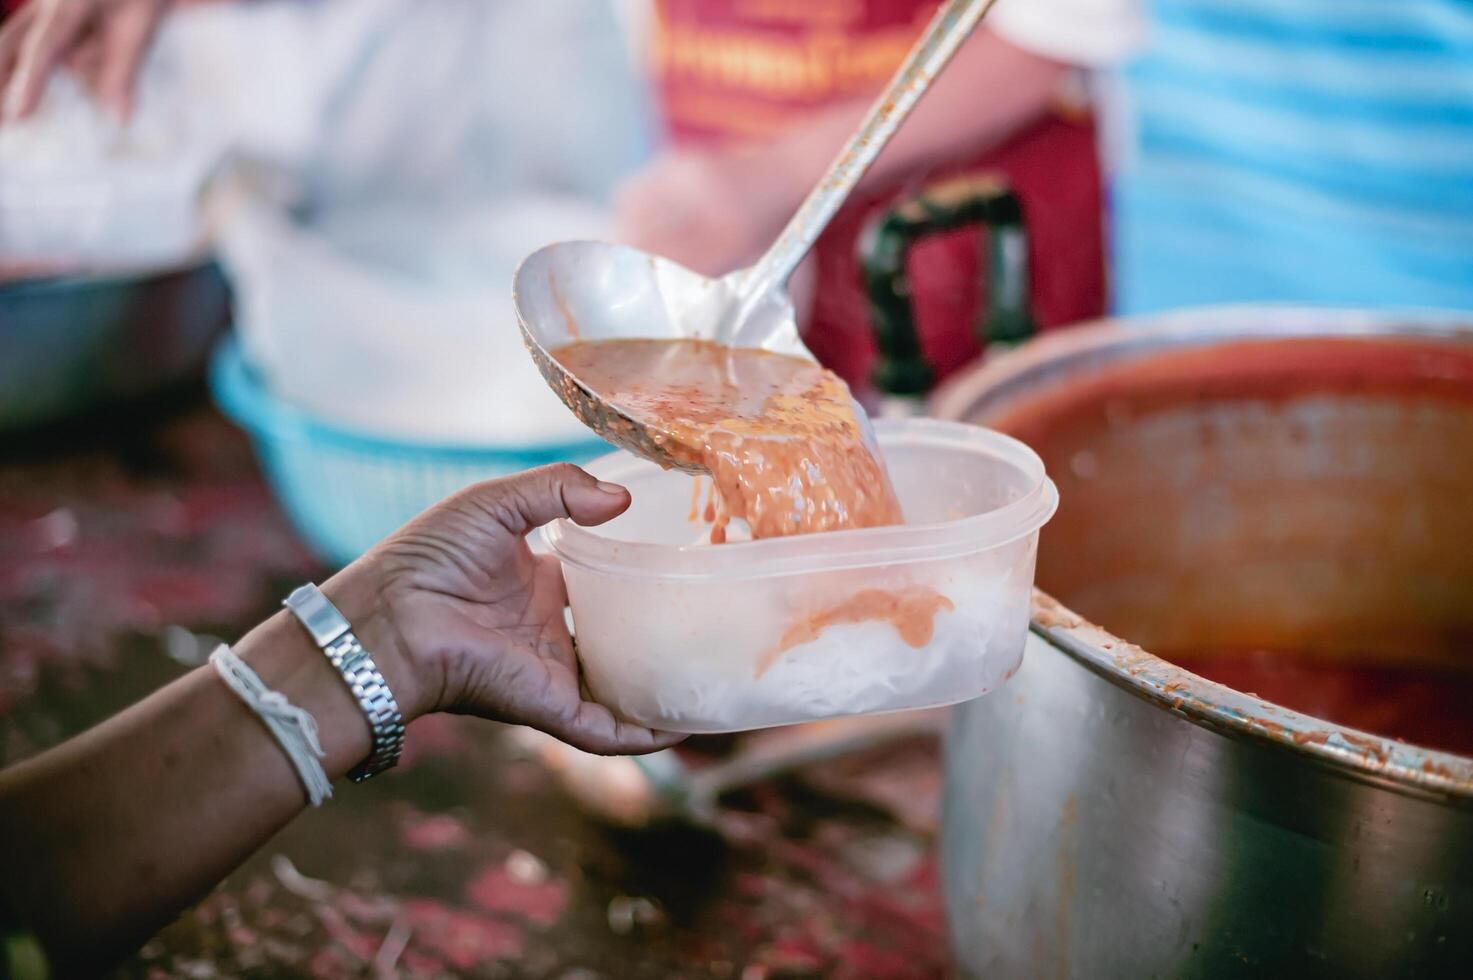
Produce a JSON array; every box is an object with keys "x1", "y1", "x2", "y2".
[{"x1": 545, "y1": 418, "x2": 1058, "y2": 733}]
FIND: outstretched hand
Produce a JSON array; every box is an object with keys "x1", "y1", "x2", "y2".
[{"x1": 334, "y1": 462, "x2": 683, "y2": 756}]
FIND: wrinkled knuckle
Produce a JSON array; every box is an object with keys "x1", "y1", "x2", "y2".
[
  {"x1": 543, "y1": 461, "x2": 584, "y2": 484},
  {"x1": 444, "y1": 479, "x2": 493, "y2": 511},
  {"x1": 569, "y1": 733, "x2": 613, "y2": 756},
  {"x1": 512, "y1": 475, "x2": 547, "y2": 509},
  {"x1": 443, "y1": 479, "x2": 515, "y2": 533},
  {"x1": 483, "y1": 493, "x2": 525, "y2": 532}
]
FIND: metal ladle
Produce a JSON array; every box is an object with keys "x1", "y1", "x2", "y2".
[{"x1": 514, "y1": 0, "x2": 1000, "y2": 471}]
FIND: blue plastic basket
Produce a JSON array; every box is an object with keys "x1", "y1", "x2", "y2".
[{"x1": 210, "y1": 336, "x2": 610, "y2": 567}]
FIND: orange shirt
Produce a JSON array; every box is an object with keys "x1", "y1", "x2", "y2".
[{"x1": 650, "y1": 0, "x2": 935, "y2": 145}]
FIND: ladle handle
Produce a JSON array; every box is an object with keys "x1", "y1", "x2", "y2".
[{"x1": 734, "y1": 0, "x2": 1001, "y2": 305}]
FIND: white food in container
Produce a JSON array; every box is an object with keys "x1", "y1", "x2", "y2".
[{"x1": 545, "y1": 418, "x2": 1058, "y2": 733}]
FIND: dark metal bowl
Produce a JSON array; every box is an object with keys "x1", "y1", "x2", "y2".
[{"x1": 0, "y1": 262, "x2": 231, "y2": 432}]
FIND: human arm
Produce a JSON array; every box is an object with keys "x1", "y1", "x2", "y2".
[
  {"x1": 616, "y1": 28, "x2": 1069, "y2": 277},
  {"x1": 0, "y1": 463, "x2": 681, "y2": 975}
]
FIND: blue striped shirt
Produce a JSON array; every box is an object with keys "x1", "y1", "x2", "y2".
[{"x1": 1109, "y1": 0, "x2": 1473, "y2": 313}]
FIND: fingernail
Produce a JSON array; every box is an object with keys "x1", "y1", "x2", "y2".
[{"x1": 595, "y1": 480, "x2": 626, "y2": 496}]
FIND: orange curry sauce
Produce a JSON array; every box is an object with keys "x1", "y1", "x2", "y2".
[
  {"x1": 553, "y1": 338, "x2": 903, "y2": 542},
  {"x1": 553, "y1": 338, "x2": 952, "y2": 664}
]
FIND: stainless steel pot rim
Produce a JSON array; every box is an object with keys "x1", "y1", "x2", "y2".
[
  {"x1": 931, "y1": 303, "x2": 1473, "y2": 424},
  {"x1": 934, "y1": 305, "x2": 1473, "y2": 802},
  {"x1": 1029, "y1": 591, "x2": 1473, "y2": 804}
]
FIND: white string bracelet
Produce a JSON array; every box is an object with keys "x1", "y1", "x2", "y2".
[{"x1": 209, "y1": 644, "x2": 333, "y2": 807}]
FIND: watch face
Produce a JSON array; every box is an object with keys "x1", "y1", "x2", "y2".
[{"x1": 286, "y1": 584, "x2": 350, "y2": 647}]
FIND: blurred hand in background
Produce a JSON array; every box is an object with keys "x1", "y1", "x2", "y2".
[
  {"x1": 615, "y1": 146, "x2": 804, "y2": 278},
  {"x1": 0, "y1": 0, "x2": 169, "y2": 121},
  {"x1": 613, "y1": 24, "x2": 1065, "y2": 280}
]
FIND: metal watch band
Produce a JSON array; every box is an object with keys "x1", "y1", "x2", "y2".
[{"x1": 283, "y1": 583, "x2": 404, "y2": 783}]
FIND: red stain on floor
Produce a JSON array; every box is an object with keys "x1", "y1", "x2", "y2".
[{"x1": 465, "y1": 863, "x2": 570, "y2": 927}]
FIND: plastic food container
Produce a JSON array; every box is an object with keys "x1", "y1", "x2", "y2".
[{"x1": 544, "y1": 418, "x2": 1058, "y2": 733}]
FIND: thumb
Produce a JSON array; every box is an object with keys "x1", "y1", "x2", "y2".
[{"x1": 482, "y1": 463, "x2": 629, "y2": 537}]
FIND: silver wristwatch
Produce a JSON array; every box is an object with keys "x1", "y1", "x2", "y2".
[{"x1": 283, "y1": 583, "x2": 405, "y2": 782}]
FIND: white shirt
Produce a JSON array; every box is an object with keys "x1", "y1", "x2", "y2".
[{"x1": 988, "y1": 0, "x2": 1146, "y2": 68}]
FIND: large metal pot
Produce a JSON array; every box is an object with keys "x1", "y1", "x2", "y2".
[{"x1": 933, "y1": 308, "x2": 1473, "y2": 978}]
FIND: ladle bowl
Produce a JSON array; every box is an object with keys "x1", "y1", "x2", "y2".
[{"x1": 513, "y1": 241, "x2": 813, "y2": 473}]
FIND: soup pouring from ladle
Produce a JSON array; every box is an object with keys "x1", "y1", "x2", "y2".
[{"x1": 514, "y1": 0, "x2": 1001, "y2": 472}]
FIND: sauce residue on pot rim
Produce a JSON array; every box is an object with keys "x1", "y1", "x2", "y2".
[{"x1": 1168, "y1": 649, "x2": 1473, "y2": 758}]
